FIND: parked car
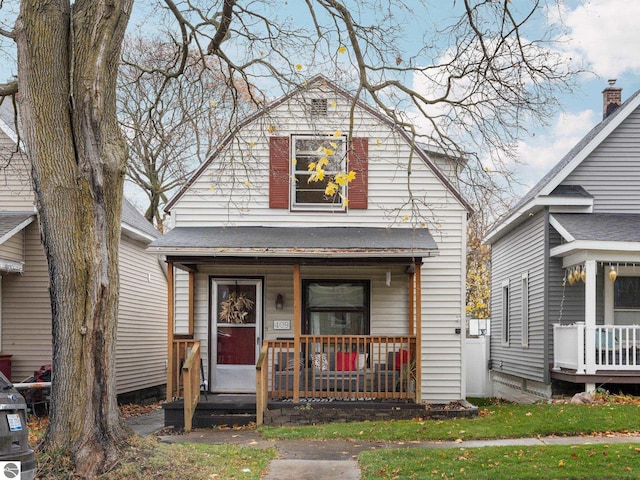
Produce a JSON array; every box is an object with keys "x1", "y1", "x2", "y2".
[{"x1": 0, "y1": 372, "x2": 36, "y2": 480}]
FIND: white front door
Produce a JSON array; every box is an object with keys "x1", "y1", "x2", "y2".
[{"x1": 211, "y1": 278, "x2": 262, "y2": 392}]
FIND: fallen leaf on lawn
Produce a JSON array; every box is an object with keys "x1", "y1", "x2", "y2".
[{"x1": 558, "y1": 460, "x2": 565, "y2": 467}]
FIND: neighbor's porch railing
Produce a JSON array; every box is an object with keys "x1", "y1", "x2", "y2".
[{"x1": 553, "y1": 323, "x2": 640, "y2": 373}]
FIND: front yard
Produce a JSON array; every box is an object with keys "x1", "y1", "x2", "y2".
[{"x1": 30, "y1": 394, "x2": 640, "y2": 479}]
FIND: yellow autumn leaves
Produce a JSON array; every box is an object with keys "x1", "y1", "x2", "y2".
[{"x1": 303, "y1": 137, "x2": 356, "y2": 209}]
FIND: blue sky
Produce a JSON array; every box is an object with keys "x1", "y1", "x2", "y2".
[
  {"x1": 2, "y1": 0, "x2": 640, "y2": 200},
  {"x1": 510, "y1": 0, "x2": 640, "y2": 194}
]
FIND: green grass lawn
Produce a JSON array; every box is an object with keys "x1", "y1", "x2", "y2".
[
  {"x1": 359, "y1": 443, "x2": 640, "y2": 480},
  {"x1": 32, "y1": 398, "x2": 640, "y2": 478},
  {"x1": 259, "y1": 403, "x2": 640, "y2": 442}
]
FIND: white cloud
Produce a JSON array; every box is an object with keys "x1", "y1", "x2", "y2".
[
  {"x1": 512, "y1": 109, "x2": 597, "y2": 193},
  {"x1": 556, "y1": 0, "x2": 640, "y2": 78}
]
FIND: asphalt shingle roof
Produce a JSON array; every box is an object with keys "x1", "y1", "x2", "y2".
[
  {"x1": 552, "y1": 213, "x2": 640, "y2": 243},
  {"x1": 122, "y1": 200, "x2": 158, "y2": 240},
  {"x1": 150, "y1": 226, "x2": 437, "y2": 256},
  {"x1": 0, "y1": 212, "x2": 34, "y2": 242}
]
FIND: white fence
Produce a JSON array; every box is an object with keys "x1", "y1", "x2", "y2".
[{"x1": 465, "y1": 335, "x2": 491, "y2": 397}]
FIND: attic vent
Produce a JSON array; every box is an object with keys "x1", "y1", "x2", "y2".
[{"x1": 310, "y1": 98, "x2": 328, "y2": 117}]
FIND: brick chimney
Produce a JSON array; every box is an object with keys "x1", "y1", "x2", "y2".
[{"x1": 602, "y1": 79, "x2": 622, "y2": 119}]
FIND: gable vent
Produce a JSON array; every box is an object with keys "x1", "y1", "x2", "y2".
[{"x1": 310, "y1": 98, "x2": 328, "y2": 117}]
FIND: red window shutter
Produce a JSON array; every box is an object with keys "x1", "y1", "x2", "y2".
[
  {"x1": 348, "y1": 137, "x2": 368, "y2": 209},
  {"x1": 269, "y1": 136, "x2": 290, "y2": 209}
]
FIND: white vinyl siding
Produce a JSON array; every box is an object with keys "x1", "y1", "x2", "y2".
[
  {"x1": 0, "y1": 222, "x2": 167, "y2": 393},
  {"x1": 0, "y1": 131, "x2": 34, "y2": 212},
  {"x1": 0, "y1": 231, "x2": 24, "y2": 263},
  {"x1": 169, "y1": 82, "x2": 468, "y2": 403},
  {"x1": 1, "y1": 222, "x2": 51, "y2": 382},
  {"x1": 116, "y1": 237, "x2": 167, "y2": 395}
]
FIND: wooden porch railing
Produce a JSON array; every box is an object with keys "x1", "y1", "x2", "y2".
[
  {"x1": 169, "y1": 338, "x2": 200, "y2": 400},
  {"x1": 256, "y1": 345, "x2": 269, "y2": 425},
  {"x1": 260, "y1": 335, "x2": 417, "y2": 404},
  {"x1": 182, "y1": 341, "x2": 201, "y2": 432}
]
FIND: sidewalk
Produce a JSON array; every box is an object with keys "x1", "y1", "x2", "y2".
[{"x1": 128, "y1": 412, "x2": 640, "y2": 479}]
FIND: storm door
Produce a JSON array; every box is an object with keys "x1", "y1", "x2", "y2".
[{"x1": 211, "y1": 278, "x2": 262, "y2": 392}]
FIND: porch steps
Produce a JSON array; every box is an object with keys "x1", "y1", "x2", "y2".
[{"x1": 163, "y1": 394, "x2": 257, "y2": 430}]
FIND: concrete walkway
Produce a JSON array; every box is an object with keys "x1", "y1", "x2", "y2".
[{"x1": 128, "y1": 411, "x2": 640, "y2": 479}]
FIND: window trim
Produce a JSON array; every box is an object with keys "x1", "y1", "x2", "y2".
[
  {"x1": 301, "y1": 279, "x2": 370, "y2": 335},
  {"x1": 290, "y1": 134, "x2": 347, "y2": 212},
  {"x1": 501, "y1": 279, "x2": 510, "y2": 345}
]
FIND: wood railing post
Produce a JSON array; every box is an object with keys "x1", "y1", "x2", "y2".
[
  {"x1": 182, "y1": 341, "x2": 201, "y2": 433},
  {"x1": 256, "y1": 344, "x2": 268, "y2": 425}
]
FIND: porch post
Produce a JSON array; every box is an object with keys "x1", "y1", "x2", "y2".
[
  {"x1": 408, "y1": 268, "x2": 415, "y2": 335},
  {"x1": 167, "y1": 261, "x2": 175, "y2": 402},
  {"x1": 415, "y1": 263, "x2": 422, "y2": 404},
  {"x1": 585, "y1": 260, "x2": 597, "y2": 376},
  {"x1": 293, "y1": 263, "x2": 301, "y2": 403},
  {"x1": 188, "y1": 271, "x2": 195, "y2": 336}
]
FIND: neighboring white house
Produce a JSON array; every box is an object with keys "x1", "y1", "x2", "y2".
[
  {"x1": 0, "y1": 100, "x2": 167, "y2": 397},
  {"x1": 485, "y1": 81, "x2": 640, "y2": 401},
  {"x1": 149, "y1": 76, "x2": 472, "y2": 408}
]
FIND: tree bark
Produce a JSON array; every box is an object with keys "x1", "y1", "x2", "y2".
[{"x1": 15, "y1": 0, "x2": 132, "y2": 476}]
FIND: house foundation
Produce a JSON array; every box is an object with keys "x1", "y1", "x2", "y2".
[{"x1": 490, "y1": 371, "x2": 551, "y2": 403}]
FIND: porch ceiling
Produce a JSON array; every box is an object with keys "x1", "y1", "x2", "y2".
[{"x1": 148, "y1": 226, "x2": 438, "y2": 259}]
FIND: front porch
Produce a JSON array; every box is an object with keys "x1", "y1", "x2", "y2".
[
  {"x1": 169, "y1": 334, "x2": 422, "y2": 429},
  {"x1": 552, "y1": 323, "x2": 640, "y2": 387}
]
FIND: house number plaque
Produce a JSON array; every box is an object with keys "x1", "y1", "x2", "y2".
[{"x1": 274, "y1": 320, "x2": 290, "y2": 330}]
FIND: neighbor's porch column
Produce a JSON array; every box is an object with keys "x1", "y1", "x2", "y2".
[{"x1": 585, "y1": 259, "x2": 597, "y2": 378}]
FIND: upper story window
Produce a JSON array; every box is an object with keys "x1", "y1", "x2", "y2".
[
  {"x1": 268, "y1": 135, "x2": 368, "y2": 211},
  {"x1": 291, "y1": 135, "x2": 347, "y2": 210}
]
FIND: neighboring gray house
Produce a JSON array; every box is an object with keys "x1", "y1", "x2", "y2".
[
  {"x1": 485, "y1": 81, "x2": 640, "y2": 400},
  {"x1": 0, "y1": 101, "x2": 167, "y2": 398}
]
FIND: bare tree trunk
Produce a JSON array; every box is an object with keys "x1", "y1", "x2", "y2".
[{"x1": 15, "y1": 0, "x2": 132, "y2": 476}]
